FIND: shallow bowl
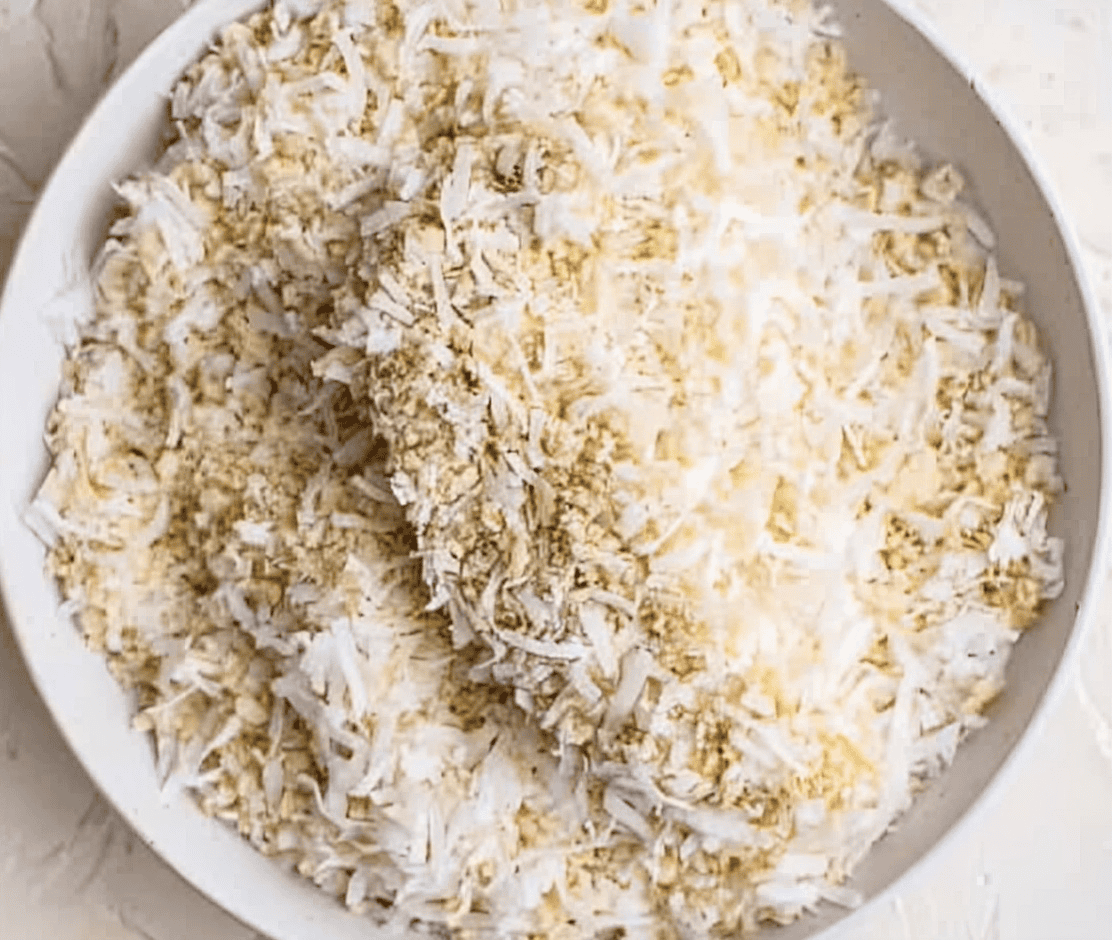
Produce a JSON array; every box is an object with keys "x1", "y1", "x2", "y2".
[{"x1": 0, "y1": 1, "x2": 1107, "y2": 937}]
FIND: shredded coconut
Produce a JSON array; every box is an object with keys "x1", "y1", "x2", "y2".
[{"x1": 34, "y1": 0, "x2": 1064, "y2": 935}]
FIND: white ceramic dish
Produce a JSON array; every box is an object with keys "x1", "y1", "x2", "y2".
[{"x1": 0, "y1": 1, "x2": 1107, "y2": 938}]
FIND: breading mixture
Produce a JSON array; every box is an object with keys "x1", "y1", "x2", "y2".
[{"x1": 31, "y1": 0, "x2": 1064, "y2": 935}]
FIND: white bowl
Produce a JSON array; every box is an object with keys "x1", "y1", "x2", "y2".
[{"x1": 0, "y1": 1, "x2": 1107, "y2": 937}]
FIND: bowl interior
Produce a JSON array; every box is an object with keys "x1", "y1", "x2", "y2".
[{"x1": 0, "y1": 1, "x2": 1104, "y2": 939}]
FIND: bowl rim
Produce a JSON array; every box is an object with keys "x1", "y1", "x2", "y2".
[{"x1": 0, "y1": 0, "x2": 1109, "y2": 938}]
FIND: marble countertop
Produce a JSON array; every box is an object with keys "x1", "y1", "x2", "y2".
[{"x1": 2, "y1": 1, "x2": 1112, "y2": 938}]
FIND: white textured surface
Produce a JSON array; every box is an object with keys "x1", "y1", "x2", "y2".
[{"x1": 1, "y1": 1, "x2": 1111, "y2": 938}]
